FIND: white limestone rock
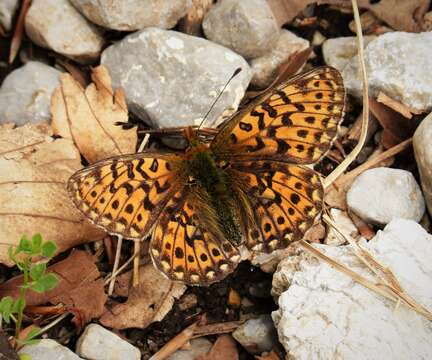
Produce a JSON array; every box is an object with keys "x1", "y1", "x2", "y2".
[
  {"x1": 272, "y1": 219, "x2": 432, "y2": 360},
  {"x1": 250, "y1": 29, "x2": 309, "y2": 88},
  {"x1": 232, "y1": 314, "x2": 278, "y2": 354},
  {"x1": 414, "y1": 111, "x2": 432, "y2": 214},
  {"x1": 25, "y1": 0, "x2": 105, "y2": 64},
  {"x1": 346, "y1": 167, "x2": 425, "y2": 226},
  {"x1": 19, "y1": 339, "x2": 83, "y2": 360},
  {"x1": 0, "y1": 0, "x2": 19, "y2": 31},
  {"x1": 343, "y1": 31, "x2": 432, "y2": 113},
  {"x1": 101, "y1": 28, "x2": 251, "y2": 129},
  {"x1": 322, "y1": 36, "x2": 376, "y2": 72},
  {"x1": 70, "y1": 0, "x2": 192, "y2": 31},
  {"x1": 0, "y1": 61, "x2": 62, "y2": 125},
  {"x1": 76, "y1": 324, "x2": 140, "y2": 360},
  {"x1": 203, "y1": 0, "x2": 279, "y2": 59}
]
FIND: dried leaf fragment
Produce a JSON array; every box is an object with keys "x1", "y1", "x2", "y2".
[
  {"x1": 0, "y1": 122, "x2": 104, "y2": 266},
  {"x1": 100, "y1": 263, "x2": 186, "y2": 330},
  {"x1": 196, "y1": 335, "x2": 239, "y2": 360},
  {"x1": 0, "y1": 250, "x2": 107, "y2": 326},
  {"x1": 51, "y1": 65, "x2": 137, "y2": 163}
]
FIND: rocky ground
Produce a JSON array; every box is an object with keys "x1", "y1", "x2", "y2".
[{"x1": 0, "y1": 1, "x2": 431, "y2": 359}]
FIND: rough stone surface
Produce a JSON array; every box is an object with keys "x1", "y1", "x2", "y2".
[
  {"x1": 101, "y1": 28, "x2": 251, "y2": 129},
  {"x1": 325, "y1": 208, "x2": 359, "y2": 246},
  {"x1": 70, "y1": 0, "x2": 192, "y2": 31},
  {"x1": 167, "y1": 338, "x2": 212, "y2": 360},
  {"x1": 346, "y1": 167, "x2": 425, "y2": 226},
  {"x1": 414, "y1": 111, "x2": 432, "y2": 215},
  {"x1": 0, "y1": 61, "x2": 62, "y2": 125},
  {"x1": 250, "y1": 29, "x2": 309, "y2": 88},
  {"x1": 322, "y1": 35, "x2": 376, "y2": 72},
  {"x1": 76, "y1": 324, "x2": 140, "y2": 360},
  {"x1": 203, "y1": 0, "x2": 279, "y2": 59},
  {"x1": 272, "y1": 219, "x2": 432, "y2": 360},
  {"x1": 232, "y1": 315, "x2": 277, "y2": 354},
  {"x1": 25, "y1": 0, "x2": 105, "y2": 64},
  {"x1": 19, "y1": 339, "x2": 83, "y2": 360},
  {"x1": 343, "y1": 31, "x2": 432, "y2": 113},
  {"x1": 0, "y1": 0, "x2": 18, "y2": 31}
]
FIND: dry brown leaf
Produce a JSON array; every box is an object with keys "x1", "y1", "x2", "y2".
[
  {"x1": 376, "y1": 92, "x2": 423, "y2": 119},
  {"x1": 196, "y1": 335, "x2": 239, "y2": 360},
  {"x1": 0, "y1": 122, "x2": 104, "y2": 266},
  {"x1": 100, "y1": 263, "x2": 186, "y2": 330},
  {"x1": 0, "y1": 250, "x2": 107, "y2": 327},
  {"x1": 51, "y1": 65, "x2": 137, "y2": 164},
  {"x1": 267, "y1": 0, "x2": 430, "y2": 32},
  {"x1": 369, "y1": 97, "x2": 414, "y2": 149}
]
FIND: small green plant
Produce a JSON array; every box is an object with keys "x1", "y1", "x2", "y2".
[{"x1": 0, "y1": 234, "x2": 58, "y2": 347}]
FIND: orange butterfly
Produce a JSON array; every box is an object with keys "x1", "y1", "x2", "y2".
[{"x1": 67, "y1": 66, "x2": 345, "y2": 286}]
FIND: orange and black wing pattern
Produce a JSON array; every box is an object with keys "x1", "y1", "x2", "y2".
[
  {"x1": 211, "y1": 66, "x2": 345, "y2": 164},
  {"x1": 150, "y1": 189, "x2": 241, "y2": 285},
  {"x1": 67, "y1": 153, "x2": 184, "y2": 240}
]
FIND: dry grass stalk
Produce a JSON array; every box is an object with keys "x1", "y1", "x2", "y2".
[
  {"x1": 323, "y1": 0, "x2": 369, "y2": 189},
  {"x1": 108, "y1": 235, "x2": 123, "y2": 296},
  {"x1": 9, "y1": 0, "x2": 31, "y2": 64}
]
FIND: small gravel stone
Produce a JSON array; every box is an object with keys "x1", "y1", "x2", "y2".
[
  {"x1": 325, "y1": 208, "x2": 358, "y2": 246},
  {"x1": 232, "y1": 314, "x2": 277, "y2": 354},
  {"x1": 70, "y1": 0, "x2": 192, "y2": 31},
  {"x1": 0, "y1": 61, "x2": 62, "y2": 125},
  {"x1": 76, "y1": 324, "x2": 140, "y2": 360},
  {"x1": 203, "y1": 0, "x2": 279, "y2": 59},
  {"x1": 414, "y1": 111, "x2": 432, "y2": 214},
  {"x1": 101, "y1": 28, "x2": 251, "y2": 129},
  {"x1": 0, "y1": 0, "x2": 18, "y2": 31},
  {"x1": 19, "y1": 339, "x2": 83, "y2": 360},
  {"x1": 272, "y1": 219, "x2": 432, "y2": 360},
  {"x1": 250, "y1": 29, "x2": 309, "y2": 88},
  {"x1": 343, "y1": 31, "x2": 432, "y2": 113},
  {"x1": 167, "y1": 338, "x2": 212, "y2": 360},
  {"x1": 25, "y1": 0, "x2": 105, "y2": 64},
  {"x1": 346, "y1": 167, "x2": 425, "y2": 226},
  {"x1": 322, "y1": 36, "x2": 376, "y2": 72}
]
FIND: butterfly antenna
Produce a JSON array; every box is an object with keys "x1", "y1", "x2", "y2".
[{"x1": 198, "y1": 67, "x2": 242, "y2": 130}]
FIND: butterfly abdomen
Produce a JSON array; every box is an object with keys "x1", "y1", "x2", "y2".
[{"x1": 188, "y1": 150, "x2": 242, "y2": 245}]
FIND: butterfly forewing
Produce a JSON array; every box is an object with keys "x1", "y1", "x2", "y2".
[
  {"x1": 211, "y1": 66, "x2": 344, "y2": 164},
  {"x1": 67, "y1": 153, "x2": 184, "y2": 240}
]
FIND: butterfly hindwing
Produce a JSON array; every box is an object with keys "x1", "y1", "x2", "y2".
[
  {"x1": 67, "y1": 152, "x2": 184, "y2": 239},
  {"x1": 228, "y1": 160, "x2": 323, "y2": 252},
  {"x1": 150, "y1": 190, "x2": 241, "y2": 286},
  {"x1": 211, "y1": 66, "x2": 344, "y2": 164}
]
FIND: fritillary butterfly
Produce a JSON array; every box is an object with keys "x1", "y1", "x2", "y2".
[{"x1": 67, "y1": 66, "x2": 345, "y2": 286}]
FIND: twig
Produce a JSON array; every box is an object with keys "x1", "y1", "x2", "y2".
[
  {"x1": 138, "y1": 133, "x2": 150, "y2": 153},
  {"x1": 133, "y1": 241, "x2": 140, "y2": 287},
  {"x1": 150, "y1": 320, "x2": 200, "y2": 360},
  {"x1": 323, "y1": 0, "x2": 369, "y2": 188},
  {"x1": 103, "y1": 249, "x2": 141, "y2": 285},
  {"x1": 191, "y1": 320, "x2": 243, "y2": 338},
  {"x1": 108, "y1": 235, "x2": 123, "y2": 296},
  {"x1": 9, "y1": 0, "x2": 31, "y2": 64},
  {"x1": 29, "y1": 312, "x2": 70, "y2": 339}
]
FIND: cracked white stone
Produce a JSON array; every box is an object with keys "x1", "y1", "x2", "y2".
[
  {"x1": 76, "y1": 324, "x2": 140, "y2": 360},
  {"x1": 342, "y1": 31, "x2": 432, "y2": 113},
  {"x1": 346, "y1": 167, "x2": 425, "y2": 226},
  {"x1": 272, "y1": 219, "x2": 432, "y2": 360},
  {"x1": 101, "y1": 28, "x2": 251, "y2": 130},
  {"x1": 0, "y1": 61, "x2": 62, "y2": 125},
  {"x1": 70, "y1": 0, "x2": 192, "y2": 31},
  {"x1": 0, "y1": 0, "x2": 18, "y2": 31}
]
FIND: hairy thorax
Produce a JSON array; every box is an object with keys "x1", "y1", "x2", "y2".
[{"x1": 185, "y1": 146, "x2": 242, "y2": 245}]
